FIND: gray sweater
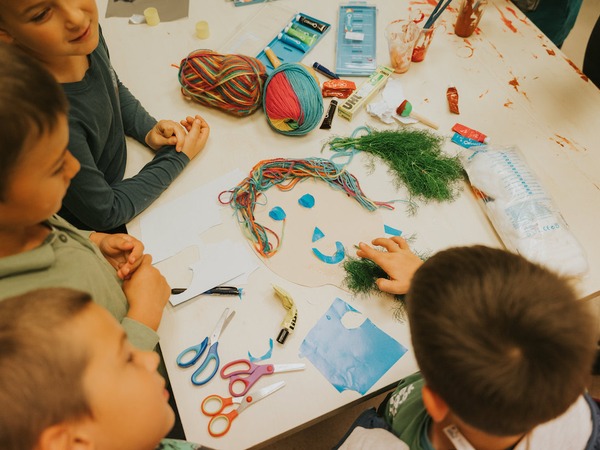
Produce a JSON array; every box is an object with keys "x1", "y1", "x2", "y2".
[{"x1": 59, "y1": 30, "x2": 189, "y2": 231}]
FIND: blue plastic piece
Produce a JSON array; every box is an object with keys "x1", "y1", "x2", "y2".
[
  {"x1": 269, "y1": 206, "x2": 287, "y2": 221},
  {"x1": 256, "y1": 13, "x2": 331, "y2": 74},
  {"x1": 384, "y1": 224, "x2": 402, "y2": 236},
  {"x1": 312, "y1": 227, "x2": 325, "y2": 242},
  {"x1": 335, "y1": 4, "x2": 378, "y2": 76},
  {"x1": 298, "y1": 193, "x2": 315, "y2": 208},
  {"x1": 312, "y1": 241, "x2": 345, "y2": 264}
]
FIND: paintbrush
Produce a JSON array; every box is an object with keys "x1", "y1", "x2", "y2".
[{"x1": 396, "y1": 100, "x2": 439, "y2": 130}]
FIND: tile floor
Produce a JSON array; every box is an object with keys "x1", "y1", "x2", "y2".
[{"x1": 257, "y1": 2, "x2": 600, "y2": 448}]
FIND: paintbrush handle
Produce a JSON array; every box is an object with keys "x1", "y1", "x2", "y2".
[{"x1": 410, "y1": 111, "x2": 439, "y2": 130}]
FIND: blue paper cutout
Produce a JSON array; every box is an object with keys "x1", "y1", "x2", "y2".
[
  {"x1": 299, "y1": 298, "x2": 407, "y2": 394},
  {"x1": 298, "y1": 193, "x2": 315, "y2": 208},
  {"x1": 269, "y1": 206, "x2": 286, "y2": 221},
  {"x1": 248, "y1": 338, "x2": 274, "y2": 362},
  {"x1": 312, "y1": 227, "x2": 325, "y2": 242},
  {"x1": 312, "y1": 241, "x2": 345, "y2": 264},
  {"x1": 384, "y1": 225, "x2": 402, "y2": 236}
]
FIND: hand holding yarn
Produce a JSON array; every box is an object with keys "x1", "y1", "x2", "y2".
[
  {"x1": 145, "y1": 120, "x2": 187, "y2": 151},
  {"x1": 178, "y1": 115, "x2": 211, "y2": 160},
  {"x1": 356, "y1": 237, "x2": 423, "y2": 295}
]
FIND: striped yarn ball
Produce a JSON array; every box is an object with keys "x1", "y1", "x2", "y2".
[
  {"x1": 263, "y1": 63, "x2": 324, "y2": 136},
  {"x1": 178, "y1": 49, "x2": 267, "y2": 117}
]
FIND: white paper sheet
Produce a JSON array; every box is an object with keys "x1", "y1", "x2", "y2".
[
  {"x1": 169, "y1": 240, "x2": 259, "y2": 306},
  {"x1": 140, "y1": 170, "x2": 244, "y2": 263}
]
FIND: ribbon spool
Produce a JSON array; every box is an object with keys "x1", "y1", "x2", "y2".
[{"x1": 178, "y1": 49, "x2": 267, "y2": 117}]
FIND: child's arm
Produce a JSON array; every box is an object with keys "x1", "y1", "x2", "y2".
[
  {"x1": 146, "y1": 115, "x2": 210, "y2": 159},
  {"x1": 122, "y1": 254, "x2": 170, "y2": 331},
  {"x1": 89, "y1": 232, "x2": 144, "y2": 279},
  {"x1": 356, "y1": 237, "x2": 424, "y2": 295}
]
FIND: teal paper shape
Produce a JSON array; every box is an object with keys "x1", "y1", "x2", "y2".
[
  {"x1": 299, "y1": 298, "x2": 407, "y2": 394},
  {"x1": 312, "y1": 227, "x2": 325, "y2": 242},
  {"x1": 298, "y1": 193, "x2": 315, "y2": 208},
  {"x1": 248, "y1": 338, "x2": 274, "y2": 362},
  {"x1": 269, "y1": 206, "x2": 286, "y2": 221},
  {"x1": 312, "y1": 241, "x2": 345, "y2": 264},
  {"x1": 384, "y1": 224, "x2": 402, "y2": 236}
]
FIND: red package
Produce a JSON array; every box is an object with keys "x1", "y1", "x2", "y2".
[
  {"x1": 447, "y1": 86, "x2": 460, "y2": 114},
  {"x1": 322, "y1": 79, "x2": 356, "y2": 99}
]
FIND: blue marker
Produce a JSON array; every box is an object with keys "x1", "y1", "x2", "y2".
[{"x1": 313, "y1": 62, "x2": 339, "y2": 79}]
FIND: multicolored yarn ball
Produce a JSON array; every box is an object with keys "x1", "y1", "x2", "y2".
[
  {"x1": 263, "y1": 63, "x2": 324, "y2": 136},
  {"x1": 178, "y1": 49, "x2": 267, "y2": 117}
]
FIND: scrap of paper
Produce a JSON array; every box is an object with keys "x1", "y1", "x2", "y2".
[
  {"x1": 366, "y1": 78, "x2": 417, "y2": 125},
  {"x1": 169, "y1": 240, "x2": 258, "y2": 306},
  {"x1": 248, "y1": 339, "x2": 274, "y2": 362},
  {"x1": 106, "y1": 0, "x2": 189, "y2": 22},
  {"x1": 140, "y1": 169, "x2": 243, "y2": 263},
  {"x1": 299, "y1": 298, "x2": 407, "y2": 394}
]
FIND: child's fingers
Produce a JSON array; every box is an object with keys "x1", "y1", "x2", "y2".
[
  {"x1": 376, "y1": 278, "x2": 406, "y2": 295},
  {"x1": 390, "y1": 236, "x2": 410, "y2": 250},
  {"x1": 371, "y1": 237, "x2": 401, "y2": 252}
]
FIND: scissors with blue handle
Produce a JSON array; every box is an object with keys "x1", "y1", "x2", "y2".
[
  {"x1": 176, "y1": 308, "x2": 235, "y2": 386},
  {"x1": 220, "y1": 358, "x2": 305, "y2": 396},
  {"x1": 201, "y1": 381, "x2": 285, "y2": 437}
]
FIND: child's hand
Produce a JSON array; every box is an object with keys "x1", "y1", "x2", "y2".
[
  {"x1": 145, "y1": 120, "x2": 187, "y2": 151},
  {"x1": 356, "y1": 237, "x2": 424, "y2": 295},
  {"x1": 90, "y1": 232, "x2": 144, "y2": 279},
  {"x1": 179, "y1": 115, "x2": 210, "y2": 160},
  {"x1": 123, "y1": 255, "x2": 170, "y2": 331}
]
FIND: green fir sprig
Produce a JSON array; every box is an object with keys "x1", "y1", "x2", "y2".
[{"x1": 327, "y1": 129, "x2": 463, "y2": 202}]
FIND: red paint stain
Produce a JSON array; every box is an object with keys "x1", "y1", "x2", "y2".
[
  {"x1": 545, "y1": 48, "x2": 556, "y2": 56},
  {"x1": 479, "y1": 89, "x2": 489, "y2": 99},
  {"x1": 473, "y1": 27, "x2": 482, "y2": 35},
  {"x1": 424, "y1": 98, "x2": 430, "y2": 103},
  {"x1": 563, "y1": 57, "x2": 589, "y2": 82},
  {"x1": 495, "y1": 6, "x2": 518, "y2": 33},
  {"x1": 503, "y1": 99, "x2": 513, "y2": 107},
  {"x1": 488, "y1": 41, "x2": 504, "y2": 59},
  {"x1": 506, "y1": 6, "x2": 529, "y2": 24},
  {"x1": 532, "y1": 53, "x2": 538, "y2": 59},
  {"x1": 509, "y1": 77, "x2": 519, "y2": 92},
  {"x1": 551, "y1": 134, "x2": 584, "y2": 152}
]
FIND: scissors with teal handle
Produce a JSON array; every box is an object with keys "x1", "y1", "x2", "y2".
[
  {"x1": 176, "y1": 308, "x2": 235, "y2": 386},
  {"x1": 220, "y1": 358, "x2": 305, "y2": 396},
  {"x1": 201, "y1": 381, "x2": 285, "y2": 437}
]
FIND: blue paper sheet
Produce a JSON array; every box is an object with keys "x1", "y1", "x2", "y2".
[{"x1": 299, "y1": 298, "x2": 407, "y2": 394}]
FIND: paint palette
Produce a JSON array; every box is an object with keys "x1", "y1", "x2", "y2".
[
  {"x1": 335, "y1": 3, "x2": 378, "y2": 76},
  {"x1": 256, "y1": 13, "x2": 331, "y2": 74}
]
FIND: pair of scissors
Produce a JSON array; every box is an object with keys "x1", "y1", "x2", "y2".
[
  {"x1": 220, "y1": 358, "x2": 305, "y2": 396},
  {"x1": 201, "y1": 381, "x2": 285, "y2": 437},
  {"x1": 176, "y1": 308, "x2": 235, "y2": 386}
]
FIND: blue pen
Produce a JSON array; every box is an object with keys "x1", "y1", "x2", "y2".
[{"x1": 313, "y1": 62, "x2": 339, "y2": 79}]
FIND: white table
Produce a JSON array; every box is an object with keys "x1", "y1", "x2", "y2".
[{"x1": 99, "y1": 0, "x2": 600, "y2": 448}]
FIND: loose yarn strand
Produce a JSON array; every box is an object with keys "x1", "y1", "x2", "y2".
[{"x1": 220, "y1": 158, "x2": 393, "y2": 258}]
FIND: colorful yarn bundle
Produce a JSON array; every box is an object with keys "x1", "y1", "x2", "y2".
[
  {"x1": 263, "y1": 64, "x2": 324, "y2": 136},
  {"x1": 178, "y1": 49, "x2": 267, "y2": 117},
  {"x1": 220, "y1": 158, "x2": 393, "y2": 258}
]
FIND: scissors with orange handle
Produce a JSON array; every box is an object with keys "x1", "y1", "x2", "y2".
[
  {"x1": 201, "y1": 381, "x2": 285, "y2": 437},
  {"x1": 220, "y1": 358, "x2": 305, "y2": 396}
]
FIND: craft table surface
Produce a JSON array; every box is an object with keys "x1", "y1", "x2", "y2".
[{"x1": 97, "y1": 0, "x2": 600, "y2": 448}]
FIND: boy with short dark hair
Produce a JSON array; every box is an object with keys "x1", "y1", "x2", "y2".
[
  {"x1": 0, "y1": 287, "x2": 212, "y2": 450},
  {"x1": 337, "y1": 238, "x2": 599, "y2": 449},
  {"x1": 0, "y1": 42, "x2": 173, "y2": 350},
  {"x1": 0, "y1": 0, "x2": 210, "y2": 232}
]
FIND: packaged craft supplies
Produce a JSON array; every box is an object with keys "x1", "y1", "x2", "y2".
[{"x1": 461, "y1": 145, "x2": 588, "y2": 277}]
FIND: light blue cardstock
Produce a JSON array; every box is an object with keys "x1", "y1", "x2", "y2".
[{"x1": 299, "y1": 298, "x2": 407, "y2": 394}]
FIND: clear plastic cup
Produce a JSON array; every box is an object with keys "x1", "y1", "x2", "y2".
[
  {"x1": 385, "y1": 20, "x2": 420, "y2": 74},
  {"x1": 411, "y1": 26, "x2": 436, "y2": 62}
]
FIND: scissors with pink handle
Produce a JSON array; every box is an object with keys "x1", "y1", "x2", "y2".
[
  {"x1": 220, "y1": 358, "x2": 305, "y2": 396},
  {"x1": 201, "y1": 381, "x2": 286, "y2": 437}
]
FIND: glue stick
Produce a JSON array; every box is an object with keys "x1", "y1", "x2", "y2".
[{"x1": 264, "y1": 47, "x2": 281, "y2": 68}]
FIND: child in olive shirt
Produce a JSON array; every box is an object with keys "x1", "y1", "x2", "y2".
[{"x1": 336, "y1": 239, "x2": 599, "y2": 449}]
